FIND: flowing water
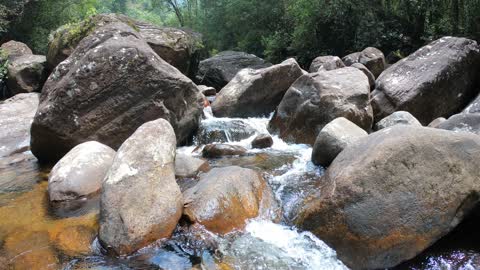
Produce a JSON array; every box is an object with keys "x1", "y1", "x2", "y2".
[{"x1": 1, "y1": 107, "x2": 480, "y2": 269}]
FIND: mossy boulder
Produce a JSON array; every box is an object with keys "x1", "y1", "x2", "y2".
[{"x1": 47, "y1": 13, "x2": 204, "y2": 78}]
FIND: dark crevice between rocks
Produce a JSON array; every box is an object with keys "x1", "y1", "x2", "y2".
[{"x1": 392, "y1": 202, "x2": 480, "y2": 270}]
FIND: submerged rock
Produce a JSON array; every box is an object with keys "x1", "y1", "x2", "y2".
[
  {"x1": 295, "y1": 126, "x2": 480, "y2": 269},
  {"x1": 196, "y1": 119, "x2": 257, "y2": 144},
  {"x1": 100, "y1": 119, "x2": 182, "y2": 255},
  {"x1": 202, "y1": 144, "x2": 247, "y2": 158},
  {"x1": 309, "y1": 56, "x2": 345, "y2": 72},
  {"x1": 183, "y1": 166, "x2": 278, "y2": 234},
  {"x1": 372, "y1": 37, "x2": 480, "y2": 124},
  {"x1": 311, "y1": 117, "x2": 367, "y2": 167},
  {"x1": 211, "y1": 58, "x2": 303, "y2": 118},
  {"x1": 251, "y1": 134, "x2": 273, "y2": 149},
  {"x1": 270, "y1": 67, "x2": 372, "y2": 145},
  {"x1": 0, "y1": 93, "x2": 39, "y2": 157},
  {"x1": 48, "y1": 141, "x2": 115, "y2": 201},
  {"x1": 31, "y1": 22, "x2": 203, "y2": 163},
  {"x1": 374, "y1": 111, "x2": 422, "y2": 130},
  {"x1": 55, "y1": 225, "x2": 96, "y2": 256},
  {"x1": 175, "y1": 153, "x2": 210, "y2": 178},
  {"x1": 7, "y1": 54, "x2": 48, "y2": 95},
  {"x1": 4, "y1": 230, "x2": 59, "y2": 269},
  {"x1": 195, "y1": 51, "x2": 272, "y2": 91}
]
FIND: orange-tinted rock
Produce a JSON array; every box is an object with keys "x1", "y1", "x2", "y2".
[
  {"x1": 183, "y1": 166, "x2": 279, "y2": 234},
  {"x1": 4, "y1": 230, "x2": 59, "y2": 270},
  {"x1": 54, "y1": 225, "x2": 96, "y2": 256}
]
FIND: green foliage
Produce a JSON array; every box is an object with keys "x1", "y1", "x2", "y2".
[{"x1": 2, "y1": 0, "x2": 479, "y2": 66}]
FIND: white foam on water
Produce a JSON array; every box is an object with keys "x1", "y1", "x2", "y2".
[{"x1": 221, "y1": 219, "x2": 349, "y2": 270}]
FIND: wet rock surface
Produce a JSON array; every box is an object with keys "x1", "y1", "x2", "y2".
[
  {"x1": 196, "y1": 118, "x2": 257, "y2": 144},
  {"x1": 183, "y1": 166, "x2": 279, "y2": 234},
  {"x1": 100, "y1": 119, "x2": 183, "y2": 255},
  {"x1": 295, "y1": 126, "x2": 480, "y2": 269},
  {"x1": 202, "y1": 144, "x2": 247, "y2": 158},
  {"x1": 251, "y1": 134, "x2": 273, "y2": 149},
  {"x1": 31, "y1": 22, "x2": 203, "y2": 163}
]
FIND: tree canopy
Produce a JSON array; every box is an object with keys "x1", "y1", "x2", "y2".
[{"x1": 1, "y1": 0, "x2": 479, "y2": 66}]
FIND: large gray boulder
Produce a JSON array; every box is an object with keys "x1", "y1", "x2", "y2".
[
  {"x1": 31, "y1": 22, "x2": 203, "y2": 163},
  {"x1": 374, "y1": 111, "x2": 422, "y2": 131},
  {"x1": 372, "y1": 37, "x2": 480, "y2": 125},
  {"x1": 437, "y1": 113, "x2": 480, "y2": 135},
  {"x1": 48, "y1": 141, "x2": 115, "y2": 201},
  {"x1": 269, "y1": 67, "x2": 373, "y2": 145},
  {"x1": 0, "y1": 93, "x2": 39, "y2": 157},
  {"x1": 47, "y1": 14, "x2": 203, "y2": 78},
  {"x1": 7, "y1": 54, "x2": 48, "y2": 95},
  {"x1": 195, "y1": 51, "x2": 272, "y2": 91},
  {"x1": 99, "y1": 119, "x2": 182, "y2": 255},
  {"x1": 311, "y1": 117, "x2": 367, "y2": 167},
  {"x1": 211, "y1": 58, "x2": 303, "y2": 118},
  {"x1": 295, "y1": 126, "x2": 480, "y2": 269},
  {"x1": 183, "y1": 166, "x2": 278, "y2": 234},
  {"x1": 309, "y1": 56, "x2": 345, "y2": 72}
]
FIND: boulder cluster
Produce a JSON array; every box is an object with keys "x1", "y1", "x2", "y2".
[{"x1": 1, "y1": 12, "x2": 480, "y2": 270}]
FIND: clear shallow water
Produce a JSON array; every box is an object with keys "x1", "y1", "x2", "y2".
[{"x1": 1, "y1": 109, "x2": 480, "y2": 269}]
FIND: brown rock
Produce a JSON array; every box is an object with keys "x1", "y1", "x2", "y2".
[
  {"x1": 55, "y1": 225, "x2": 96, "y2": 256},
  {"x1": 202, "y1": 144, "x2": 247, "y2": 158},
  {"x1": 251, "y1": 134, "x2": 273, "y2": 149},
  {"x1": 183, "y1": 166, "x2": 278, "y2": 234}
]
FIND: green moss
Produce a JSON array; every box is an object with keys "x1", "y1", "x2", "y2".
[{"x1": 0, "y1": 49, "x2": 9, "y2": 81}]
